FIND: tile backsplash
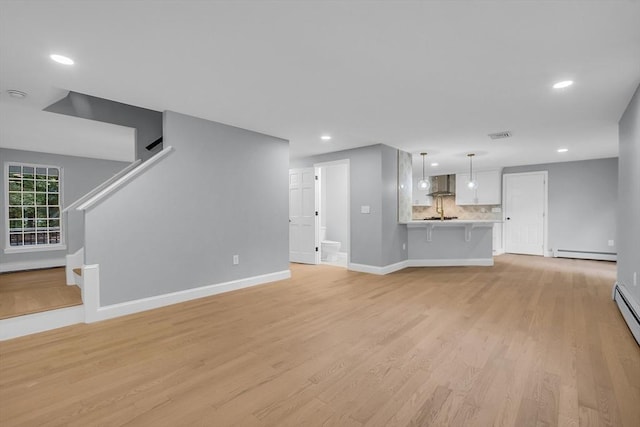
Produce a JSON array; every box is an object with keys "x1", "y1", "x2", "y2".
[{"x1": 412, "y1": 196, "x2": 501, "y2": 220}]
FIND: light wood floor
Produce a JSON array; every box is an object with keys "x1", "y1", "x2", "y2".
[
  {"x1": 0, "y1": 268, "x2": 82, "y2": 320},
  {"x1": 1, "y1": 255, "x2": 638, "y2": 426}
]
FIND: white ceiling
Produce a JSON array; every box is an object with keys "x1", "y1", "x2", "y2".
[
  {"x1": 0, "y1": 103, "x2": 136, "y2": 162},
  {"x1": 1, "y1": 1, "x2": 639, "y2": 172}
]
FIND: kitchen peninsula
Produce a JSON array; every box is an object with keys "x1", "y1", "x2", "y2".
[
  {"x1": 403, "y1": 219, "x2": 500, "y2": 266},
  {"x1": 397, "y1": 151, "x2": 502, "y2": 267}
]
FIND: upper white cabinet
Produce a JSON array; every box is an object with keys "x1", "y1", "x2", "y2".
[
  {"x1": 455, "y1": 169, "x2": 502, "y2": 205},
  {"x1": 412, "y1": 177, "x2": 433, "y2": 206}
]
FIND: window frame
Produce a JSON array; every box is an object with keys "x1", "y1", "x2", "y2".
[{"x1": 4, "y1": 161, "x2": 66, "y2": 253}]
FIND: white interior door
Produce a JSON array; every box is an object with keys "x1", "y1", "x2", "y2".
[
  {"x1": 503, "y1": 172, "x2": 547, "y2": 256},
  {"x1": 289, "y1": 168, "x2": 318, "y2": 264}
]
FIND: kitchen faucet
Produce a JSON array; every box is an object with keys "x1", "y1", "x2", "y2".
[{"x1": 435, "y1": 195, "x2": 445, "y2": 221}]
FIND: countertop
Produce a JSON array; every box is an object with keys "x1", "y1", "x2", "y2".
[{"x1": 403, "y1": 219, "x2": 502, "y2": 225}]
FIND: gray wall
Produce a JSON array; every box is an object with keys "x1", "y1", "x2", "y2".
[
  {"x1": 0, "y1": 148, "x2": 129, "y2": 269},
  {"x1": 618, "y1": 84, "x2": 640, "y2": 306},
  {"x1": 503, "y1": 157, "x2": 617, "y2": 255},
  {"x1": 381, "y1": 144, "x2": 408, "y2": 265},
  {"x1": 292, "y1": 143, "x2": 408, "y2": 267},
  {"x1": 45, "y1": 91, "x2": 163, "y2": 162},
  {"x1": 84, "y1": 111, "x2": 289, "y2": 305}
]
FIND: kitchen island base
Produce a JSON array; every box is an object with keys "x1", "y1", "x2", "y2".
[{"x1": 406, "y1": 221, "x2": 496, "y2": 267}]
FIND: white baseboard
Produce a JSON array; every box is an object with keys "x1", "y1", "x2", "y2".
[
  {"x1": 0, "y1": 257, "x2": 66, "y2": 273},
  {"x1": 0, "y1": 306, "x2": 84, "y2": 341},
  {"x1": 349, "y1": 260, "x2": 408, "y2": 275},
  {"x1": 87, "y1": 269, "x2": 291, "y2": 323},
  {"x1": 613, "y1": 282, "x2": 640, "y2": 345},
  {"x1": 408, "y1": 258, "x2": 494, "y2": 267}
]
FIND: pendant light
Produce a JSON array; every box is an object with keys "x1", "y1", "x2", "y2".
[
  {"x1": 417, "y1": 153, "x2": 430, "y2": 190},
  {"x1": 467, "y1": 153, "x2": 478, "y2": 189}
]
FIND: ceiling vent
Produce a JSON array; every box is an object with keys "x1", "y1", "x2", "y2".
[{"x1": 488, "y1": 131, "x2": 512, "y2": 140}]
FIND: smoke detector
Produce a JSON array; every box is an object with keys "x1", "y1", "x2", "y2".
[
  {"x1": 7, "y1": 90, "x2": 27, "y2": 99},
  {"x1": 488, "y1": 131, "x2": 512, "y2": 140}
]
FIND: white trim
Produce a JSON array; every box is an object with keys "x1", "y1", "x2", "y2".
[
  {"x1": 84, "y1": 269, "x2": 291, "y2": 323},
  {"x1": 0, "y1": 257, "x2": 65, "y2": 272},
  {"x1": 77, "y1": 146, "x2": 174, "y2": 211},
  {"x1": 407, "y1": 258, "x2": 494, "y2": 267},
  {"x1": 63, "y1": 159, "x2": 141, "y2": 213},
  {"x1": 4, "y1": 161, "x2": 65, "y2": 251},
  {"x1": 82, "y1": 264, "x2": 101, "y2": 322},
  {"x1": 0, "y1": 305, "x2": 84, "y2": 341},
  {"x1": 553, "y1": 249, "x2": 617, "y2": 262},
  {"x1": 613, "y1": 282, "x2": 640, "y2": 345},
  {"x1": 349, "y1": 260, "x2": 409, "y2": 275},
  {"x1": 614, "y1": 282, "x2": 640, "y2": 316},
  {"x1": 4, "y1": 244, "x2": 66, "y2": 254},
  {"x1": 314, "y1": 166, "x2": 321, "y2": 265}
]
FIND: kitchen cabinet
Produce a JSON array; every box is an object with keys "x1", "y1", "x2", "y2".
[
  {"x1": 456, "y1": 169, "x2": 502, "y2": 205},
  {"x1": 412, "y1": 177, "x2": 433, "y2": 206}
]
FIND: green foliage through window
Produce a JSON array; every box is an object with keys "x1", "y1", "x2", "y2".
[{"x1": 6, "y1": 164, "x2": 62, "y2": 247}]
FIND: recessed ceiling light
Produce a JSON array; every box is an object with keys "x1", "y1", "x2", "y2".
[
  {"x1": 7, "y1": 89, "x2": 27, "y2": 99},
  {"x1": 557, "y1": 148, "x2": 569, "y2": 153},
  {"x1": 50, "y1": 54, "x2": 74, "y2": 65},
  {"x1": 553, "y1": 80, "x2": 573, "y2": 89},
  {"x1": 320, "y1": 135, "x2": 332, "y2": 141},
  {"x1": 430, "y1": 162, "x2": 439, "y2": 167}
]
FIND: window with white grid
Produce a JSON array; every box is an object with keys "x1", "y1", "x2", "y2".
[{"x1": 5, "y1": 163, "x2": 63, "y2": 249}]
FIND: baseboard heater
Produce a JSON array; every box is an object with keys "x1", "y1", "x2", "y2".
[
  {"x1": 612, "y1": 282, "x2": 640, "y2": 345},
  {"x1": 553, "y1": 249, "x2": 617, "y2": 262}
]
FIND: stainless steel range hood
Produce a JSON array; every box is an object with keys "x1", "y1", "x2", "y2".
[{"x1": 427, "y1": 174, "x2": 456, "y2": 196}]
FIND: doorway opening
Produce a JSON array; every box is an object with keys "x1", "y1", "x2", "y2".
[{"x1": 316, "y1": 160, "x2": 349, "y2": 268}]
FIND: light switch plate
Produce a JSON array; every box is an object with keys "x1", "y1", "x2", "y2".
[
  {"x1": 361, "y1": 205, "x2": 371, "y2": 214},
  {"x1": 608, "y1": 240, "x2": 614, "y2": 247}
]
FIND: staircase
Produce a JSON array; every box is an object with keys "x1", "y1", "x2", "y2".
[{"x1": 2, "y1": 147, "x2": 175, "y2": 341}]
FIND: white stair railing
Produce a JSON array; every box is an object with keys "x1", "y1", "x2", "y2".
[
  {"x1": 63, "y1": 159, "x2": 142, "y2": 214},
  {"x1": 76, "y1": 146, "x2": 174, "y2": 211}
]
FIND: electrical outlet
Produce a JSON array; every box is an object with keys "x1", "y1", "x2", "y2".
[
  {"x1": 402, "y1": 243, "x2": 406, "y2": 250},
  {"x1": 608, "y1": 240, "x2": 614, "y2": 247},
  {"x1": 361, "y1": 205, "x2": 371, "y2": 214},
  {"x1": 491, "y1": 207, "x2": 502, "y2": 213},
  {"x1": 233, "y1": 254, "x2": 239, "y2": 265}
]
